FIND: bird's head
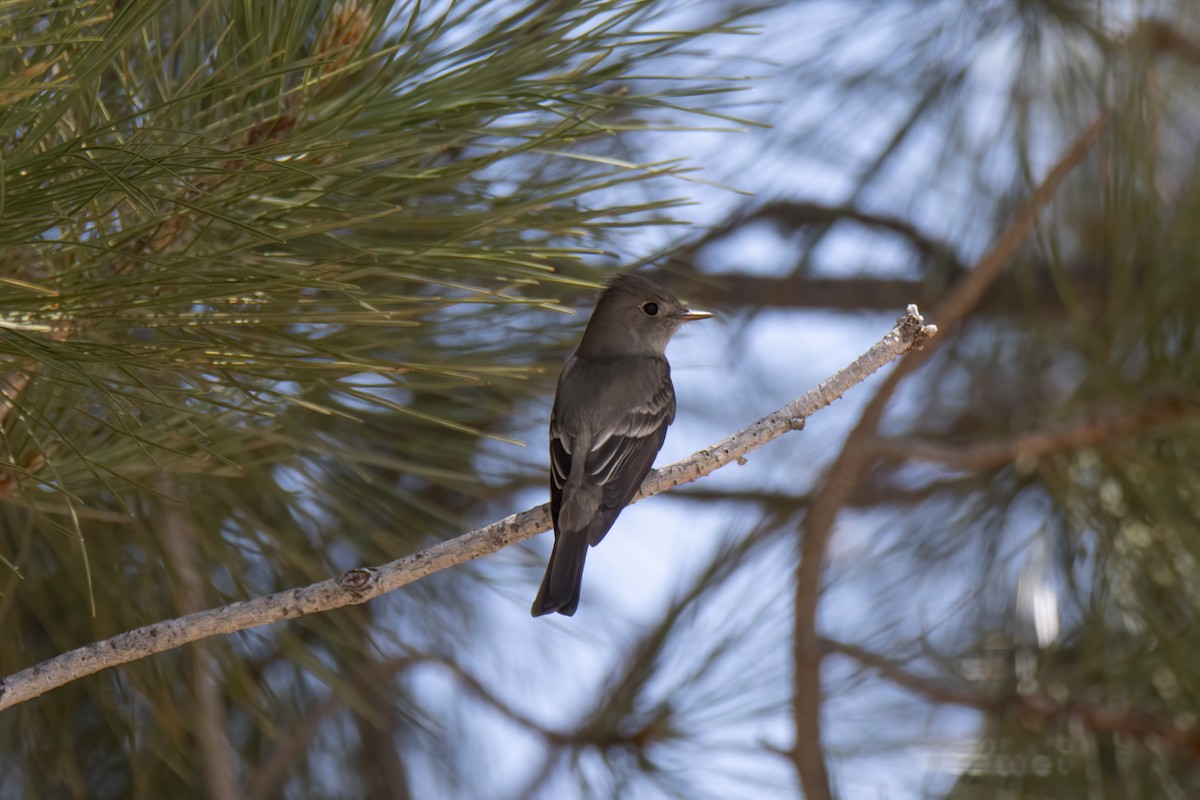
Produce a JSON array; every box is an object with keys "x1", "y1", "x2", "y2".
[{"x1": 576, "y1": 273, "x2": 711, "y2": 358}]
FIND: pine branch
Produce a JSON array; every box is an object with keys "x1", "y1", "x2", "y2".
[
  {"x1": 789, "y1": 113, "x2": 1109, "y2": 800},
  {"x1": 0, "y1": 306, "x2": 937, "y2": 712},
  {"x1": 0, "y1": 0, "x2": 758, "y2": 507}
]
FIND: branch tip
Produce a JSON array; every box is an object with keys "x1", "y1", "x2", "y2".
[{"x1": 897, "y1": 304, "x2": 937, "y2": 349}]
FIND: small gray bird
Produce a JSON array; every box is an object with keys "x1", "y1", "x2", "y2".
[{"x1": 532, "y1": 273, "x2": 711, "y2": 617}]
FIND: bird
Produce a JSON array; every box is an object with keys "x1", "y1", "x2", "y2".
[{"x1": 531, "y1": 273, "x2": 711, "y2": 617}]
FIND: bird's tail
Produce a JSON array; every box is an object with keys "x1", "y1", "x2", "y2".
[{"x1": 531, "y1": 530, "x2": 589, "y2": 617}]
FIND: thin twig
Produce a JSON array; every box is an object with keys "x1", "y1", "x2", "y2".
[
  {"x1": 789, "y1": 113, "x2": 1109, "y2": 800},
  {"x1": 821, "y1": 639, "x2": 984, "y2": 709},
  {"x1": 0, "y1": 307, "x2": 937, "y2": 713}
]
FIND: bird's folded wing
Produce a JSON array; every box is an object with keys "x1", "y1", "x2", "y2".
[{"x1": 582, "y1": 380, "x2": 675, "y2": 545}]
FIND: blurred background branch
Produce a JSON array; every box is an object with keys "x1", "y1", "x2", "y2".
[
  {"x1": 790, "y1": 114, "x2": 1106, "y2": 800},
  {"x1": 5, "y1": 1, "x2": 1200, "y2": 799}
]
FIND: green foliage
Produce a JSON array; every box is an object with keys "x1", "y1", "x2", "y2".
[
  {"x1": 0, "y1": 1, "x2": 755, "y2": 797},
  {"x1": 0, "y1": 0, "x2": 747, "y2": 502}
]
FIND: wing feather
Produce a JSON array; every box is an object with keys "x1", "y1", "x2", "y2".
[
  {"x1": 582, "y1": 377, "x2": 674, "y2": 545},
  {"x1": 549, "y1": 356, "x2": 676, "y2": 547}
]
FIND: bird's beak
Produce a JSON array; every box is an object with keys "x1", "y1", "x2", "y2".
[{"x1": 675, "y1": 307, "x2": 712, "y2": 322}]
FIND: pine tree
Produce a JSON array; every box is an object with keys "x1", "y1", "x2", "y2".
[{"x1": 0, "y1": 1, "x2": 755, "y2": 796}]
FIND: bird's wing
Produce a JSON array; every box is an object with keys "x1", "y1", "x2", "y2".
[
  {"x1": 580, "y1": 371, "x2": 675, "y2": 546},
  {"x1": 549, "y1": 428, "x2": 570, "y2": 531},
  {"x1": 550, "y1": 356, "x2": 676, "y2": 546}
]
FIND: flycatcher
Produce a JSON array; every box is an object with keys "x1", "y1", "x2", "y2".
[{"x1": 532, "y1": 273, "x2": 711, "y2": 617}]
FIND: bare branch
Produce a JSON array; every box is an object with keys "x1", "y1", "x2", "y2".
[
  {"x1": 822, "y1": 637, "x2": 1200, "y2": 760},
  {"x1": 679, "y1": 199, "x2": 964, "y2": 271},
  {"x1": 159, "y1": 476, "x2": 241, "y2": 800},
  {"x1": 685, "y1": 272, "x2": 1090, "y2": 316},
  {"x1": 0, "y1": 308, "x2": 937, "y2": 713},
  {"x1": 873, "y1": 395, "x2": 1194, "y2": 471},
  {"x1": 1137, "y1": 18, "x2": 1200, "y2": 65},
  {"x1": 789, "y1": 113, "x2": 1109, "y2": 800}
]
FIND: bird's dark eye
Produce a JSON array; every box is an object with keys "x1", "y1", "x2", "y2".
[{"x1": 641, "y1": 302, "x2": 659, "y2": 316}]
